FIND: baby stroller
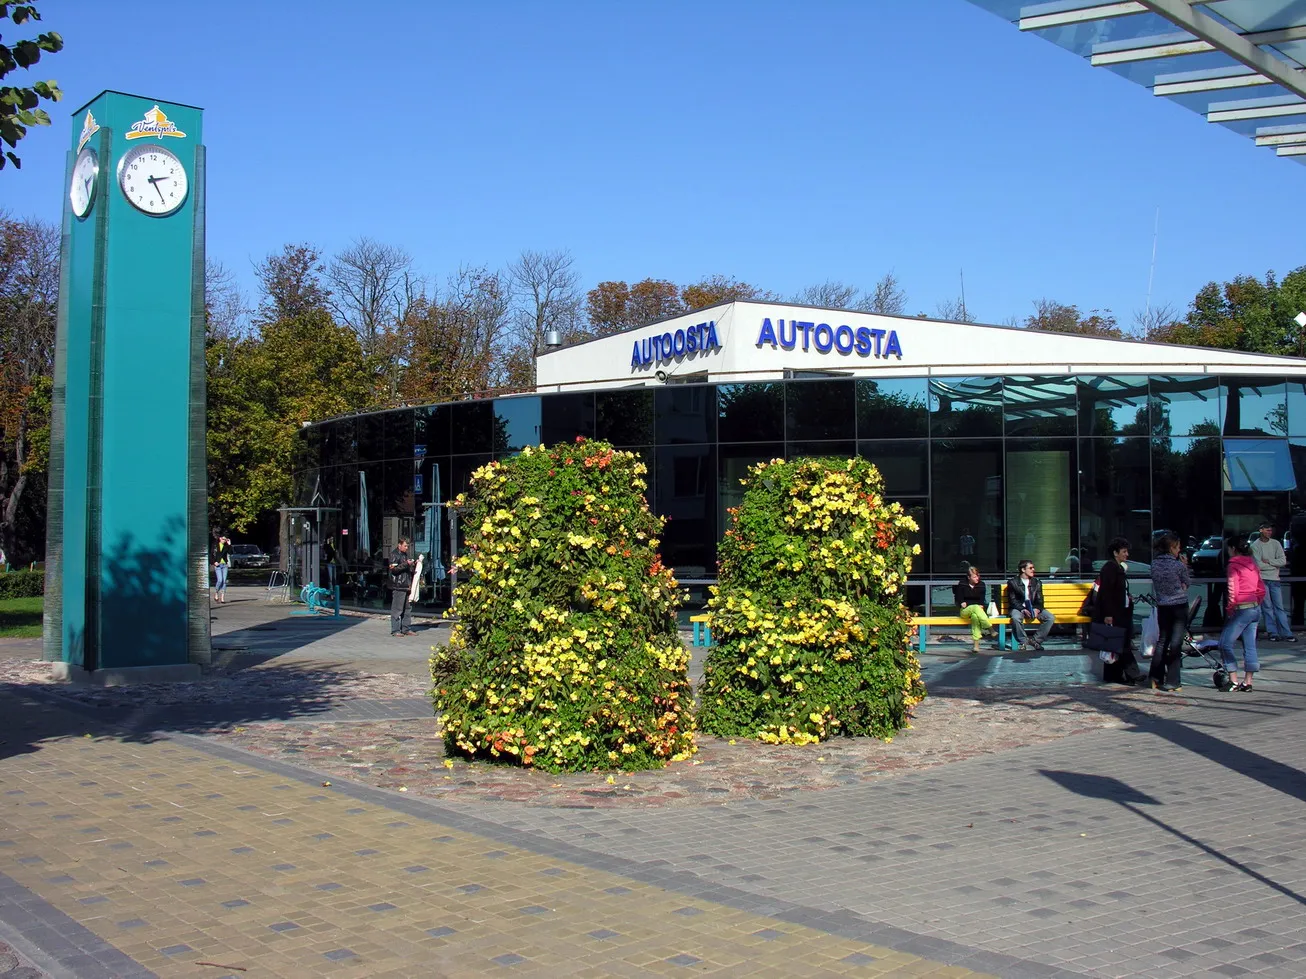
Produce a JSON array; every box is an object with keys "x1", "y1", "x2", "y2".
[{"x1": 1175, "y1": 596, "x2": 1237, "y2": 690}]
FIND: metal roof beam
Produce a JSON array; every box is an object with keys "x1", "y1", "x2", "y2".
[
  {"x1": 1131, "y1": 0, "x2": 1306, "y2": 99},
  {"x1": 1019, "y1": 2, "x2": 1146, "y2": 30}
]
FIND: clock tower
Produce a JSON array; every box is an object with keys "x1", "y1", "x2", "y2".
[{"x1": 43, "y1": 91, "x2": 210, "y2": 681}]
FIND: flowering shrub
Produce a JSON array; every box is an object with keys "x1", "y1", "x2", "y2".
[
  {"x1": 698, "y1": 457, "x2": 925, "y2": 744},
  {"x1": 432, "y1": 439, "x2": 695, "y2": 772}
]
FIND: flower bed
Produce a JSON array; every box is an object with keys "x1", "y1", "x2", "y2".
[
  {"x1": 433, "y1": 440, "x2": 695, "y2": 772},
  {"x1": 699, "y1": 456, "x2": 925, "y2": 744}
]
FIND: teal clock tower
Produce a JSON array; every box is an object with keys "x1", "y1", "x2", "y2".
[{"x1": 43, "y1": 91, "x2": 210, "y2": 681}]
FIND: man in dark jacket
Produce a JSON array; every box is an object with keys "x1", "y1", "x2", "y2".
[
  {"x1": 1006, "y1": 559, "x2": 1055, "y2": 650},
  {"x1": 388, "y1": 538, "x2": 416, "y2": 637}
]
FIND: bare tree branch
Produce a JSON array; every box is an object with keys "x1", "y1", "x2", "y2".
[{"x1": 327, "y1": 237, "x2": 415, "y2": 355}]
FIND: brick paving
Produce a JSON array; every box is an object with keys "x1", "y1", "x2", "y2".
[{"x1": 1, "y1": 590, "x2": 1304, "y2": 977}]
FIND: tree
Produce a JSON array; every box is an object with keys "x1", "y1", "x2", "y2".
[
  {"x1": 204, "y1": 259, "x2": 250, "y2": 340},
  {"x1": 1131, "y1": 302, "x2": 1181, "y2": 341},
  {"x1": 935, "y1": 296, "x2": 975, "y2": 323},
  {"x1": 680, "y1": 275, "x2": 770, "y2": 311},
  {"x1": 206, "y1": 308, "x2": 370, "y2": 532},
  {"x1": 1144, "y1": 269, "x2": 1306, "y2": 354},
  {"x1": 585, "y1": 278, "x2": 682, "y2": 336},
  {"x1": 1025, "y1": 299, "x2": 1122, "y2": 338},
  {"x1": 398, "y1": 267, "x2": 513, "y2": 404},
  {"x1": 506, "y1": 249, "x2": 584, "y2": 388},
  {"x1": 0, "y1": 2, "x2": 63, "y2": 171},
  {"x1": 253, "y1": 243, "x2": 331, "y2": 324},
  {"x1": 0, "y1": 212, "x2": 57, "y2": 561},
  {"x1": 327, "y1": 237, "x2": 417, "y2": 356},
  {"x1": 792, "y1": 273, "x2": 906, "y2": 314}
]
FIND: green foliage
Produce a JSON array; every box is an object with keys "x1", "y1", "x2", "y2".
[
  {"x1": 206, "y1": 308, "x2": 370, "y2": 531},
  {"x1": 0, "y1": 594, "x2": 41, "y2": 636},
  {"x1": 699, "y1": 457, "x2": 925, "y2": 744},
  {"x1": 434, "y1": 439, "x2": 695, "y2": 772},
  {"x1": 0, "y1": 2, "x2": 62, "y2": 171},
  {"x1": 1149, "y1": 266, "x2": 1306, "y2": 356},
  {"x1": 0, "y1": 567, "x2": 42, "y2": 598}
]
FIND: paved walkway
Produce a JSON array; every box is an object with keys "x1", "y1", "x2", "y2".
[{"x1": 1, "y1": 589, "x2": 1304, "y2": 977}]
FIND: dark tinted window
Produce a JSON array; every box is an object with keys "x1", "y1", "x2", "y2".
[
  {"x1": 930, "y1": 439, "x2": 1003, "y2": 575},
  {"x1": 717, "y1": 383, "x2": 783, "y2": 442},
  {"x1": 1152, "y1": 436, "x2": 1222, "y2": 550},
  {"x1": 859, "y1": 440, "x2": 928, "y2": 496},
  {"x1": 1222, "y1": 377, "x2": 1287, "y2": 436},
  {"x1": 1151, "y1": 376, "x2": 1219, "y2": 437},
  {"x1": 541, "y1": 393, "x2": 595, "y2": 446},
  {"x1": 596, "y1": 390, "x2": 655, "y2": 446},
  {"x1": 1004, "y1": 376, "x2": 1076, "y2": 438},
  {"x1": 494, "y1": 396, "x2": 541, "y2": 453},
  {"x1": 785, "y1": 379, "x2": 855, "y2": 442},
  {"x1": 1077, "y1": 376, "x2": 1150, "y2": 437},
  {"x1": 654, "y1": 445, "x2": 716, "y2": 575},
  {"x1": 655, "y1": 386, "x2": 715, "y2": 444},
  {"x1": 357, "y1": 412, "x2": 385, "y2": 462},
  {"x1": 929, "y1": 377, "x2": 1003, "y2": 438},
  {"x1": 1079, "y1": 438, "x2": 1150, "y2": 571},
  {"x1": 383, "y1": 410, "x2": 413, "y2": 460},
  {"x1": 451, "y1": 401, "x2": 494, "y2": 454},
  {"x1": 1005, "y1": 439, "x2": 1077, "y2": 575},
  {"x1": 414, "y1": 405, "x2": 450, "y2": 456},
  {"x1": 856, "y1": 378, "x2": 927, "y2": 438}
]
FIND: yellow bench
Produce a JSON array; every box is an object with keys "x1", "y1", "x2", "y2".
[{"x1": 694, "y1": 581, "x2": 1094, "y2": 652}]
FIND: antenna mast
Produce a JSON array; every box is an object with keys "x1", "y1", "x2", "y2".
[{"x1": 1145, "y1": 207, "x2": 1160, "y2": 322}]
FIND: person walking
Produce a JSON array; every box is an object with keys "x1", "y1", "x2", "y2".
[
  {"x1": 954, "y1": 566, "x2": 997, "y2": 653},
  {"x1": 212, "y1": 534, "x2": 231, "y2": 605},
  {"x1": 1097, "y1": 537, "x2": 1142, "y2": 684},
  {"x1": 1006, "y1": 560, "x2": 1055, "y2": 650},
  {"x1": 388, "y1": 537, "x2": 416, "y2": 637},
  {"x1": 1148, "y1": 533, "x2": 1191, "y2": 691},
  {"x1": 1221, "y1": 536, "x2": 1265, "y2": 691},
  {"x1": 1250, "y1": 521, "x2": 1295, "y2": 643}
]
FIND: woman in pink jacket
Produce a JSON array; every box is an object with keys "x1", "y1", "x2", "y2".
[{"x1": 1221, "y1": 537, "x2": 1266, "y2": 691}]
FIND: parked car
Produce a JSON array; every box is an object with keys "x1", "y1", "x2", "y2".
[
  {"x1": 1189, "y1": 536, "x2": 1226, "y2": 577},
  {"x1": 230, "y1": 544, "x2": 269, "y2": 568}
]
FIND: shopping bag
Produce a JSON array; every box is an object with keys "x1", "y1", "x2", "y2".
[
  {"x1": 1084, "y1": 621, "x2": 1126, "y2": 654},
  {"x1": 1140, "y1": 607, "x2": 1159, "y2": 659},
  {"x1": 986, "y1": 601, "x2": 999, "y2": 618}
]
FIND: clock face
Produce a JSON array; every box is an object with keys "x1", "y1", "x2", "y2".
[
  {"x1": 117, "y1": 143, "x2": 188, "y2": 216},
  {"x1": 69, "y1": 147, "x2": 98, "y2": 218}
]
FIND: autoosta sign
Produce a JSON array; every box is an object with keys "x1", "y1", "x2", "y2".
[{"x1": 629, "y1": 313, "x2": 903, "y2": 371}]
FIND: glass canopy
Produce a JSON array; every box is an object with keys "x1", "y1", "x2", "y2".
[{"x1": 967, "y1": 1, "x2": 1306, "y2": 164}]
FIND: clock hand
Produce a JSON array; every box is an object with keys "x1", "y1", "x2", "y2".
[{"x1": 147, "y1": 174, "x2": 168, "y2": 202}]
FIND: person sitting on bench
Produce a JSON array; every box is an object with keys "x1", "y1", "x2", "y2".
[
  {"x1": 1006, "y1": 559, "x2": 1055, "y2": 650},
  {"x1": 954, "y1": 565, "x2": 998, "y2": 654}
]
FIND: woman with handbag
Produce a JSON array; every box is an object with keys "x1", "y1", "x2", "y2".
[
  {"x1": 954, "y1": 566, "x2": 998, "y2": 653},
  {"x1": 1096, "y1": 536, "x2": 1142, "y2": 685},
  {"x1": 1221, "y1": 537, "x2": 1265, "y2": 691},
  {"x1": 1149, "y1": 533, "x2": 1191, "y2": 691}
]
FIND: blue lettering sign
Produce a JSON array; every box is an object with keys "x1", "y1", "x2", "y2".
[
  {"x1": 630, "y1": 320, "x2": 722, "y2": 368},
  {"x1": 753, "y1": 316, "x2": 906, "y2": 361}
]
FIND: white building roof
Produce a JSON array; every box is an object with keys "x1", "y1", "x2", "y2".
[{"x1": 535, "y1": 300, "x2": 1306, "y2": 392}]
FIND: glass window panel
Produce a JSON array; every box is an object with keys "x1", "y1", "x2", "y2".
[
  {"x1": 413, "y1": 405, "x2": 450, "y2": 457},
  {"x1": 541, "y1": 392, "x2": 595, "y2": 446},
  {"x1": 1003, "y1": 376, "x2": 1076, "y2": 438},
  {"x1": 596, "y1": 390, "x2": 654, "y2": 446},
  {"x1": 356, "y1": 412, "x2": 384, "y2": 462},
  {"x1": 494, "y1": 396, "x2": 541, "y2": 453},
  {"x1": 655, "y1": 386, "x2": 715, "y2": 444},
  {"x1": 1223, "y1": 493, "x2": 1290, "y2": 548},
  {"x1": 383, "y1": 458, "x2": 417, "y2": 519},
  {"x1": 1223, "y1": 438, "x2": 1296, "y2": 492},
  {"x1": 929, "y1": 377, "x2": 1003, "y2": 438},
  {"x1": 356, "y1": 461, "x2": 384, "y2": 567},
  {"x1": 930, "y1": 439, "x2": 1003, "y2": 576},
  {"x1": 450, "y1": 401, "x2": 494, "y2": 454},
  {"x1": 855, "y1": 378, "x2": 927, "y2": 439},
  {"x1": 1152, "y1": 436, "x2": 1223, "y2": 554},
  {"x1": 1078, "y1": 438, "x2": 1151, "y2": 575},
  {"x1": 1006, "y1": 439, "x2": 1077, "y2": 577},
  {"x1": 787, "y1": 441, "x2": 855, "y2": 463},
  {"x1": 1151, "y1": 376, "x2": 1220, "y2": 438},
  {"x1": 717, "y1": 383, "x2": 783, "y2": 443},
  {"x1": 1077, "y1": 375, "x2": 1150, "y2": 437},
  {"x1": 293, "y1": 424, "x2": 321, "y2": 473},
  {"x1": 785, "y1": 379, "x2": 854, "y2": 442},
  {"x1": 321, "y1": 417, "x2": 357, "y2": 466},
  {"x1": 451, "y1": 453, "x2": 492, "y2": 498},
  {"x1": 1221, "y1": 376, "x2": 1287, "y2": 436},
  {"x1": 382, "y1": 410, "x2": 413, "y2": 461},
  {"x1": 1287, "y1": 381, "x2": 1306, "y2": 437},
  {"x1": 654, "y1": 445, "x2": 716, "y2": 577},
  {"x1": 890, "y1": 499, "x2": 928, "y2": 578},
  {"x1": 718, "y1": 443, "x2": 783, "y2": 538},
  {"x1": 857, "y1": 440, "x2": 927, "y2": 497}
]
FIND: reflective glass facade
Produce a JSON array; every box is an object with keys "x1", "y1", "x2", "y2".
[{"x1": 293, "y1": 374, "x2": 1306, "y2": 608}]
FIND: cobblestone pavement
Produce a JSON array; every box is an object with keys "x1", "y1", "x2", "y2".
[{"x1": 2, "y1": 592, "x2": 1304, "y2": 977}]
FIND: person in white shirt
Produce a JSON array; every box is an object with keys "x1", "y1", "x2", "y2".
[{"x1": 1251, "y1": 521, "x2": 1296, "y2": 643}]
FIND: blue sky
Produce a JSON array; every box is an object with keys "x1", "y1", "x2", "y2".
[{"x1": 4, "y1": 0, "x2": 1305, "y2": 329}]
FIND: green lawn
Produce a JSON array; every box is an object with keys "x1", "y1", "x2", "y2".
[{"x1": 0, "y1": 597, "x2": 43, "y2": 638}]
